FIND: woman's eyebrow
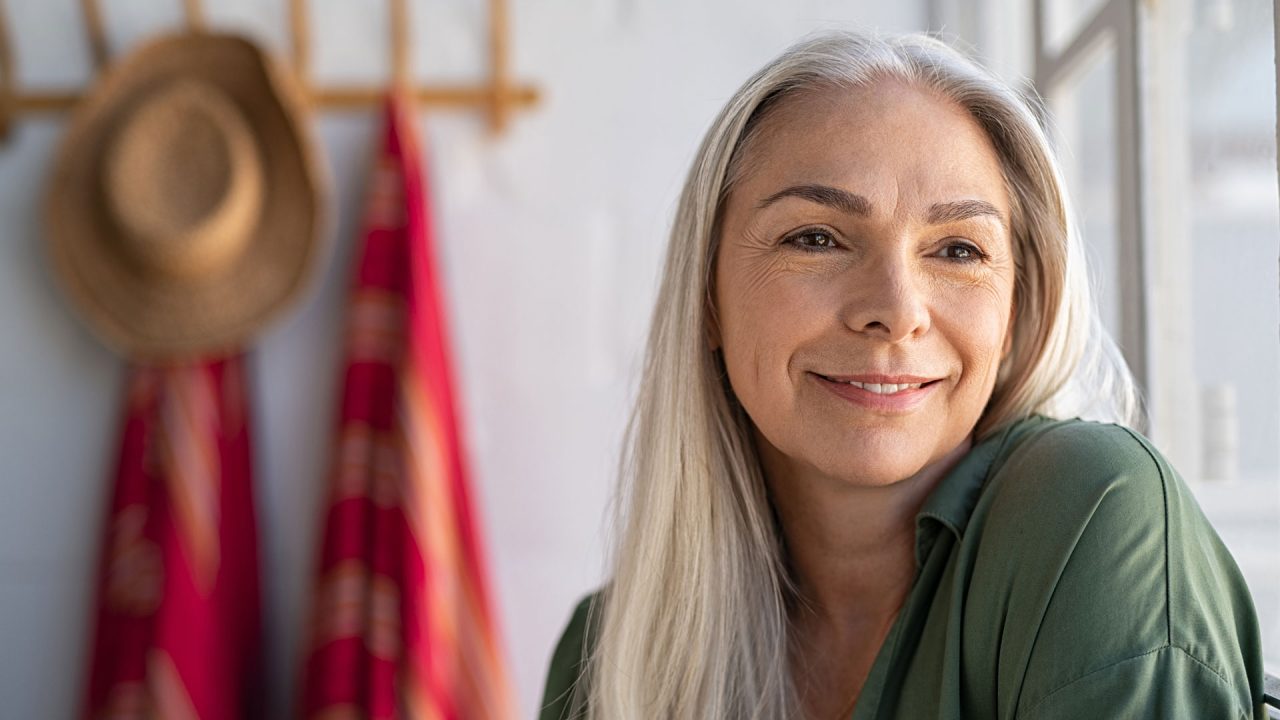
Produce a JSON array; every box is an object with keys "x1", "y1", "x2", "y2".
[
  {"x1": 756, "y1": 184, "x2": 871, "y2": 216},
  {"x1": 757, "y1": 184, "x2": 1005, "y2": 227},
  {"x1": 926, "y1": 199, "x2": 1005, "y2": 226}
]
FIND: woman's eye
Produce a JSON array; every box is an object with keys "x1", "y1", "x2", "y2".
[
  {"x1": 937, "y1": 242, "x2": 985, "y2": 262},
  {"x1": 784, "y1": 229, "x2": 838, "y2": 252}
]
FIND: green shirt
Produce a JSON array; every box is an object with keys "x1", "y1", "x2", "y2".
[{"x1": 539, "y1": 416, "x2": 1267, "y2": 718}]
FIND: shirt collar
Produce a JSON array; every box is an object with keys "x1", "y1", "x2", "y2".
[{"x1": 912, "y1": 415, "x2": 1048, "y2": 566}]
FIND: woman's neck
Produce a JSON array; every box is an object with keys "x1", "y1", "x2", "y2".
[
  {"x1": 762, "y1": 433, "x2": 973, "y2": 718},
  {"x1": 761, "y1": 432, "x2": 972, "y2": 631}
]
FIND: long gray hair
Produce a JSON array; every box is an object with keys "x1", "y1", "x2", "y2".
[{"x1": 583, "y1": 29, "x2": 1140, "y2": 719}]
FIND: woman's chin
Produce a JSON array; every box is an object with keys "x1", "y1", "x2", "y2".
[{"x1": 804, "y1": 425, "x2": 969, "y2": 488}]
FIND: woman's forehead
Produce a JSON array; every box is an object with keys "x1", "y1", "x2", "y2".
[{"x1": 737, "y1": 80, "x2": 1011, "y2": 220}]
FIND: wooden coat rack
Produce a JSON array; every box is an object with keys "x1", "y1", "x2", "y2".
[{"x1": 0, "y1": 0, "x2": 539, "y2": 143}]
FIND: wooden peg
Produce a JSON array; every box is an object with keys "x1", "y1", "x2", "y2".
[
  {"x1": 389, "y1": 0, "x2": 410, "y2": 91},
  {"x1": 184, "y1": 0, "x2": 205, "y2": 33},
  {"x1": 80, "y1": 0, "x2": 109, "y2": 70},
  {"x1": 289, "y1": 0, "x2": 311, "y2": 94},
  {"x1": 487, "y1": 0, "x2": 511, "y2": 134}
]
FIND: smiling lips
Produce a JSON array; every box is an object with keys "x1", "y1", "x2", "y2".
[
  {"x1": 813, "y1": 372, "x2": 942, "y2": 411},
  {"x1": 816, "y1": 373, "x2": 941, "y2": 394}
]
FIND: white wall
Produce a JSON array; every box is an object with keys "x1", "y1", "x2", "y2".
[{"x1": 0, "y1": 1, "x2": 927, "y2": 716}]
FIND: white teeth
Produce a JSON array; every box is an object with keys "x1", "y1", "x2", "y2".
[{"x1": 847, "y1": 380, "x2": 923, "y2": 394}]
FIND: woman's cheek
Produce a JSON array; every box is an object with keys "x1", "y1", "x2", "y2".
[{"x1": 939, "y1": 287, "x2": 1012, "y2": 379}]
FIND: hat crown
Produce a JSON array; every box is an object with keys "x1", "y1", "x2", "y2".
[{"x1": 102, "y1": 79, "x2": 264, "y2": 280}]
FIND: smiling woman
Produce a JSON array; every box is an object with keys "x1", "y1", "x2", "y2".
[{"x1": 538, "y1": 30, "x2": 1266, "y2": 720}]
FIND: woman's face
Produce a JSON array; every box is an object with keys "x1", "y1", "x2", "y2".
[{"x1": 712, "y1": 80, "x2": 1017, "y2": 487}]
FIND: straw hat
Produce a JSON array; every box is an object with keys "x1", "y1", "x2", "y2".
[{"x1": 45, "y1": 31, "x2": 327, "y2": 359}]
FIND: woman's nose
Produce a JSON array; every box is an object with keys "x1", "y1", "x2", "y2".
[{"x1": 841, "y1": 254, "x2": 931, "y2": 343}]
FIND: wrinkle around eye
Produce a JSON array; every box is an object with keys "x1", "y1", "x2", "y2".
[
  {"x1": 930, "y1": 250, "x2": 1015, "y2": 299},
  {"x1": 721, "y1": 229, "x2": 838, "y2": 295},
  {"x1": 730, "y1": 218, "x2": 782, "y2": 251}
]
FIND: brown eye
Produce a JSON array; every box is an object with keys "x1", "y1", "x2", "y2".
[
  {"x1": 937, "y1": 241, "x2": 985, "y2": 262},
  {"x1": 784, "y1": 229, "x2": 838, "y2": 252}
]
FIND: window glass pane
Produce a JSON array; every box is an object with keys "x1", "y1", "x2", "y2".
[{"x1": 1186, "y1": 0, "x2": 1279, "y2": 484}]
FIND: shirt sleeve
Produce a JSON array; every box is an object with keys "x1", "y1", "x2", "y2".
[
  {"x1": 538, "y1": 593, "x2": 598, "y2": 720},
  {"x1": 978, "y1": 421, "x2": 1264, "y2": 719},
  {"x1": 1017, "y1": 644, "x2": 1254, "y2": 719}
]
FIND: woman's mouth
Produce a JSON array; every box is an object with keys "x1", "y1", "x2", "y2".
[{"x1": 812, "y1": 373, "x2": 943, "y2": 411}]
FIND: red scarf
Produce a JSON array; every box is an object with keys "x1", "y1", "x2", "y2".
[
  {"x1": 84, "y1": 356, "x2": 263, "y2": 719},
  {"x1": 301, "y1": 93, "x2": 516, "y2": 719}
]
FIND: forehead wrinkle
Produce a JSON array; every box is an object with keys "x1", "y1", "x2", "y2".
[{"x1": 732, "y1": 83, "x2": 1012, "y2": 237}]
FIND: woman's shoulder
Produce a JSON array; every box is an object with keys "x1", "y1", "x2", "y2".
[
  {"x1": 972, "y1": 416, "x2": 1180, "y2": 605},
  {"x1": 977, "y1": 416, "x2": 1246, "y2": 615},
  {"x1": 980, "y1": 417, "x2": 1174, "y2": 540},
  {"x1": 994, "y1": 416, "x2": 1164, "y2": 487},
  {"x1": 967, "y1": 417, "x2": 1263, "y2": 716},
  {"x1": 538, "y1": 590, "x2": 604, "y2": 720},
  {"x1": 978, "y1": 417, "x2": 1248, "y2": 596}
]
